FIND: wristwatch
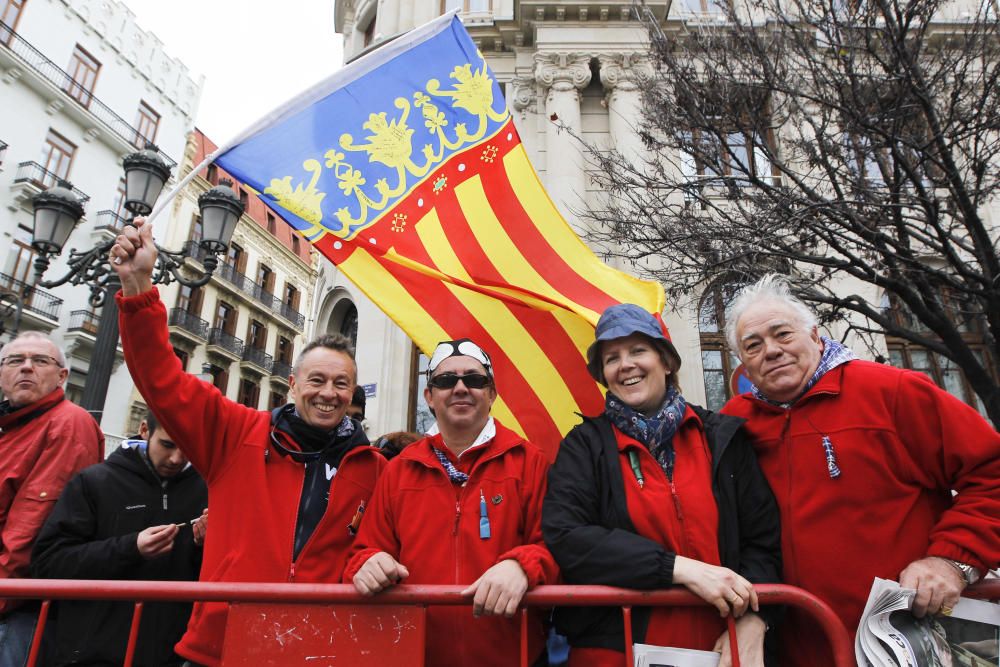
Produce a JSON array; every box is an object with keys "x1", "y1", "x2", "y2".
[{"x1": 946, "y1": 559, "x2": 982, "y2": 586}]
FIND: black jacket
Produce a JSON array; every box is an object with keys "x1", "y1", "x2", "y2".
[
  {"x1": 542, "y1": 405, "x2": 782, "y2": 655},
  {"x1": 31, "y1": 445, "x2": 208, "y2": 666}
]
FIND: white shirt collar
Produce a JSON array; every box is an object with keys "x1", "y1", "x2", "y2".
[{"x1": 425, "y1": 416, "x2": 495, "y2": 458}]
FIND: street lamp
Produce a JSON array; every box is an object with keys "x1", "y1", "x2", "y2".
[{"x1": 28, "y1": 145, "x2": 244, "y2": 424}]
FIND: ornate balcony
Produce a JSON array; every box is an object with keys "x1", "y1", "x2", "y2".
[
  {"x1": 0, "y1": 21, "x2": 175, "y2": 166},
  {"x1": 68, "y1": 309, "x2": 100, "y2": 335},
  {"x1": 12, "y1": 161, "x2": 91, "y2": 211},
  {"x1": 207, "y1": 327, "x2": 244, "y2": 363},
  {"x1": 94, "y1": 209, "x2": 129, "y2": 235},
  {"x1": 270, "y1": 359, "x2": 292, "y2": 387},
  {"x1": 241, "y1": 346, "x2": 274, "y2": 375},
  {"x1": 0, "y1": 271, "x2": 62, "y2": 322},
  {"x1": 168, "y1": 308, "x2": 209, "y2": 343}
]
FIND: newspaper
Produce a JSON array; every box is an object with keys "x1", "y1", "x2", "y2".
[
  {"x1": 856, "y1": 578, "x2": 1000, "y2": 667},
  {"x1": 633, "y1": 643, "x2": 720, "y2": 667}
]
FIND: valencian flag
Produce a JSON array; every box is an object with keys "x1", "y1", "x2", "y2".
[{"x1": 211, "y1": 14, "x2": 664, "y2": 456}]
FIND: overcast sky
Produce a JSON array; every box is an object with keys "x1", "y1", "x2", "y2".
[{"x1": 122, "y1": 0, "x2": 345, "y2": 146}]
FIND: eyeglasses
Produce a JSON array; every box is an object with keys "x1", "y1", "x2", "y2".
[
  {"x1": 0, "y1": 354, "x2": 62, "y2": 369},
  {"x1": 427, "y1": 372, "x2": 492, "y2": 390}
]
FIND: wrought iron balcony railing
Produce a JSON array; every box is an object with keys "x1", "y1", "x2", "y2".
[
  {"x1": 94, "y1": 209, "x2": 129, "y2": 234},
  {"x1": 271, "y1": 360, "x2": 292, "y2": 379},
  {"x1": 168, "y1": 308, "x2": 209, "y2": 339},
  {"x1": 0, "y1": 272, "x2": 63, "y2": 321},
  {"x1": 0, "y1": 21, "x2": 175, "y2": 166},
  {"x1": 14, "y1": 162, "x2": 90, "y2": 203},
  {"x1": 242, "y1": 346, "x2": 274, "y2": 373},
  {"x1": 207, "y1": 327, "x2": 244, "y2": 358},
  {"x1": 68, "y1": 309, "x2": 100, "y2": 335}
]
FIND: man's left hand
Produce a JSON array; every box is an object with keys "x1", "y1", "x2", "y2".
[
  {"x1": 461, "y1": 559, "x2": 528, "y2": 618},
  {"x1": 899, "y1": 557, "x2": 965, "y2": 617}
]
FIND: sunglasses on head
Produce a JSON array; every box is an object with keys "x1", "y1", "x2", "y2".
[{"x1": 427, "y1": 372, "x2": 492, "y2": 390}]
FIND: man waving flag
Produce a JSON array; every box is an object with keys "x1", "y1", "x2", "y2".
[{"x1": 209, "y1": 14, "x2": 664, "y2": 456}]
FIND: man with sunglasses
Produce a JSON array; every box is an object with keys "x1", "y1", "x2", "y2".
[
  {"x1": 345, "y1": 338, "x2": 559, "y2": 667},
  {"x1": 0, "y1": 332, "x2": 103, "y2": 666}
]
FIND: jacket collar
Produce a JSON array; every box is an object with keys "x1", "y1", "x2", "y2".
[
  {"x1": 404, "y1": 418, "x2": 523, "y2": 468},
  {"x1": 739, "y1": 363, "x2": 847, "y2": 413},
  {"x1": 0, "y1": 387, "x2": 65, "y2": 431}
]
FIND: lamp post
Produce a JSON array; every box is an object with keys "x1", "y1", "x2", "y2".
[{"x1": 29, "y1": 145, "x2": 244, "y2": 424}]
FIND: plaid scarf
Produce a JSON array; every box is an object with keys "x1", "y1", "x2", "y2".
[
  {"x1": 752, "y1": 337, "x2": 856, "y2": 407},
  {"x1": 605, "y1": 387, "x2": 687, "y2": 482}
]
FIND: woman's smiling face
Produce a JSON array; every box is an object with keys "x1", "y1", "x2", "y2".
[{"x1": 601, "y1": 333, "x2": 671, "y2": 416}]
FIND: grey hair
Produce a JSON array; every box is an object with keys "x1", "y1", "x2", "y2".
[
  {"x1": 1, "y1": 331, "x2": 69, "y2": 369},
  {"x1": 725, "y1": 274, "x2": 819, "y2": 352},
  {"x1": 291, "y1": 333, "x2": 356, "y2": 377}
]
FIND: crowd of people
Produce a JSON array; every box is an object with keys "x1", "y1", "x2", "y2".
[{"x1": 0, "y1": 217, "x2": 995, "y2": 667}]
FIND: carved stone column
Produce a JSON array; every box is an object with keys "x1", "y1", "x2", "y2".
[
  {"x1": 599, "y1": 53, "x2": 654, "y2": 161},
  {"x1": 598, "y1": 53, "x2": 654, "y2": 269},
  {"x1": 508, "y1": 76, "x2": 538, "y2": 157},
  {"x1": 534, "y1": 52, "x2": 592, "y2": 229}
]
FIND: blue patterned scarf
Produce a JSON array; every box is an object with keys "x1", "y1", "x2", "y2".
[
  {"x1": 432, "y1": 447, "x2": 468, "y2": 485},
  {"x1": 605, "y1": 387, "x2": 687, "y2": 481},
  {"x1": 751, "y1": 337, "x2": 855, "y2": 407}
]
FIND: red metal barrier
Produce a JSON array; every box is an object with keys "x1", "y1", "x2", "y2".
[{"x1": 5, "y1": 579, "x2": 994, "y2": 666}]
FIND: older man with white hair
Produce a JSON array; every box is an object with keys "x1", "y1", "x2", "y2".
[
  {"x1": 721, "y1": 274, "x2": 1000, "y2": 667},
  {"x1": 0, "y1": 331, "x2": 102, "y2": 665}
]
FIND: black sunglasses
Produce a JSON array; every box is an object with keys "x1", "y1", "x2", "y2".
[{"x1": 427, "y1": 372, "x2": 492, "y2": 390}]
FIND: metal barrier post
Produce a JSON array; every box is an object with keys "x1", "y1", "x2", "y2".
[
  {"x1": 123, "y1": 601, "x2": 144, "y2": 667},
  {"x1": 25, "y1": 599, "x2": 50, "y2": 667},
  {"x1": 520, "y1": 608, "x2": 529, "y2": 667},
  {"x1": 726, "y1": 616, "x2": 740, "y2": 667},
  {"x1": 622, "y1": 605, "x2": 634, "y2": 666}
]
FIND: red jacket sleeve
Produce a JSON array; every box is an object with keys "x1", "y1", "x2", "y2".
[
  {"x1": 342, "y1": 463, "x2": 402, "y2": 583},
  {"x1": 893, "y1": 370, "x2": 1000, "y2": 572},
  {"x1": 117, "y1": 288, "x2": 259, "y2": 482},
  {"x1": 497, "y1": 444, "x2": 559, "y2": 588}
]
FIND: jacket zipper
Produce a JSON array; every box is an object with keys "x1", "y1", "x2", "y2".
[
  {"x1": 290, "y1": 447, "x2": 367, "y2": 579},
  {"x1": 288, "y1": 463, "x2": 307, "y2": 582},
  {"x1": 161, "y1": 480, "x2": 168, "y2": 510}
]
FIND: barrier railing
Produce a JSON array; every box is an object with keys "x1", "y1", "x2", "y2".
[{"x1": 0, "y1": 580, "x2": 920, "y2": 667}]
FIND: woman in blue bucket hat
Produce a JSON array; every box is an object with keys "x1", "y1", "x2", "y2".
[{"x1": 542, "y1": 303, "x2": 782, "y2": 666}]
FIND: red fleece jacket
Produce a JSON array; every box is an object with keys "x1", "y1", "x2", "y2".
[
  {"x1": 0, "y1": 389, "x2": 102, "y2": 613},
  {"x1": 722, "y1": 360, "x2": 1000, "y2": 667},
  {"x1": 343, "y1": 421, "x2": 559, "y2": 667},
  {"x1": 118, "y1": 288, "x2": 385, "y2": 666}
]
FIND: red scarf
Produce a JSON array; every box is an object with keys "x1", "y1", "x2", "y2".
[{"x1": 0, "y1": 387, "x2": 65, "y2": 431}]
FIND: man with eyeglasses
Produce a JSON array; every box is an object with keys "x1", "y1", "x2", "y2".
[
  {"x1": 345, "y1": 338, "x2": 559, "y2": 667},
  {"x1": 0, "y1": 332, "x2": 102, "y2": 666}
]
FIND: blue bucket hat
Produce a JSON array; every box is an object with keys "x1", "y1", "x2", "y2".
[{"x1": 586, "y1": 303, "x2": 680, "y2": 385}]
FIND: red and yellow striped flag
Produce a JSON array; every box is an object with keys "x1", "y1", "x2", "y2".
[{"x1": 213, "y1": 15, "x2": 664, "y2": 456}]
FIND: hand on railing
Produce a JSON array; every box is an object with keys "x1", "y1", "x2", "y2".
[
  {"x1": 672, "y1": 555, "x2": 759, "y2": 617},
  {"x1": 352, "y1": 551, "x2": 410, "y2": 595},
  {"x1": 461, "y1": 558, "x2": 528, "y2": 618}
]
